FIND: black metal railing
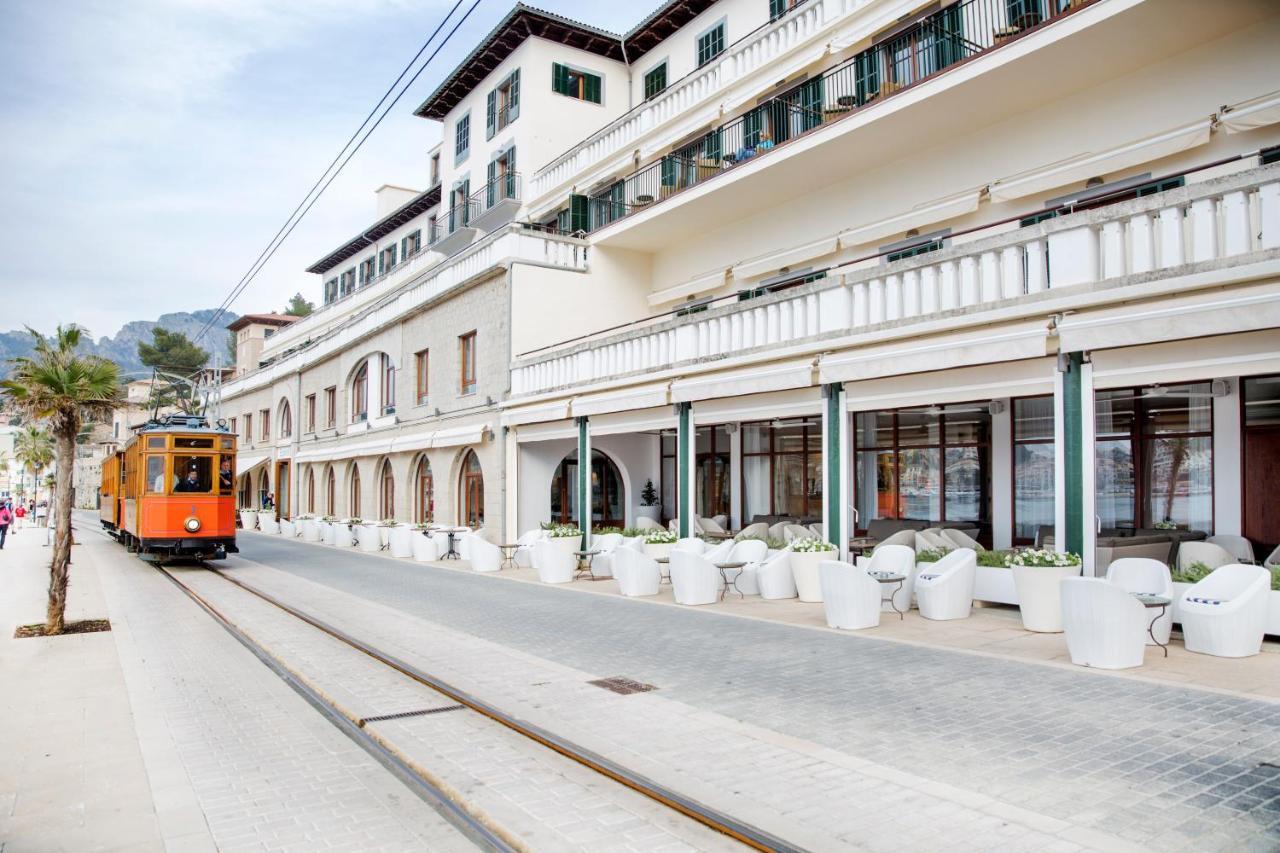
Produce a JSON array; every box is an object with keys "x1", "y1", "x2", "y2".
[
  {"x1": 587, "y1": 0, "x2": 1083, "y2": 231},
  {"x1": 474, "y1": 172, "x2": 522, "y2": 213},
  {"x1": 429, "y1": 198, "x2": 481, "y2": 244}
]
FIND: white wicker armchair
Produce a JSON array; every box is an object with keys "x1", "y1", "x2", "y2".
[
  {"x1": 465, "y1": 534, "x2": 501, "y2": 573},
  {"x1": 1106, "y1": 558, "x2": 1173, "y2": 645},
  {"x1": 819, "y1": 560, "x2": 881, "y2": 630},
  {"x1": 914, "y1": 548, "x2": 977, "y2": 621},
  {"x1": 1061, "y1": 577, "x2": 1148, "y2": 669},
  {"x1": 670, "y1": 551, "x2": 722, "y2": 606},
  {"x1": 613, "y1": 548, "x2": 661, "y2": 597},
  {"x1": 1179, "y1": 564, "x2": 1271, "y2": 658}
]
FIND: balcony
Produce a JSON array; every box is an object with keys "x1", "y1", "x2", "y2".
[
  {"x1": 510, "y1": 167, "x2": 1280, "y2": 397},
  {"x1": 429, "y1": 198, "x2": 481, "y2": 256},
  {"x1": 469, "y1": 172, "x2": 523, "y2": 231}
]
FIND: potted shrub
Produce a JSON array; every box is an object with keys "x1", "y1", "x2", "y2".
[
  {"x1": 973, "y1": 549, "x2": 1018, "y2": 605},
  {"x1": 411, "y1": 522, "x2": 437, "y2": 562},
  {"x1": 239, "y1": 507, "x2": 257, "y2": 530},
  {"x1": 637, "y1": 480, "x2": 661, "y2": 522},
  {"x1": 387, "y1": 521, "x2": 413, "y2": 558},
  {"x1": 334, "y1": 518, "x2": 357, "y2": 548},
  {"x1": 790, "y1": 537, "x2": 838, "y2": 602},
  {"x1": 641, "y1": 528, "x2": 677, "y2": 560},
  {"x1": 543, "y1": 523, "x2": 583, "y2": 554},
  {"x1": 1011, "y1": 549, "x2": 1082, "y2": 632}
]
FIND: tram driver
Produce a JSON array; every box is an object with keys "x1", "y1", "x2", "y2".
[{"x1": 173, "y1": 457, "x2": 213, "y2": 493}]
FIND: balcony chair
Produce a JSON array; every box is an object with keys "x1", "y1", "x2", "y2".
[
  {"x1": 512, "y1": 528, "x2": 546, "y2": 568},
  {"x1": 864, "y1": 544, "x2": 916, "y2": 613},
  {"x1": 914, "y1": 548, "x2": 977, "y2": 621},
  {"x1": 612, "y1": 547, "x2": 661, "y2": 597},
  {"x1": 1205, "y1": 535, "x2": 1256, "y2": 564},
  {"x1": 1060, "y1": 578, "x2": 1149, "y2": 670},
  {"x1": 819, "y1": 560, "x2": 882, "y2": 630},
  {"x1": 635, "y1": 516, "x2": 664, "y2": 531},
  {"x1": 1106, "y1": 557, "x2": 1174, "y2": 645},
  {"x1": 670, "y1": 551, "x2": 723, "y2": 606},
  {"x1": 1177, "y1": 542, "x2": 1236, "y2": 574},
  {"x1": 940, "y1": 528, "x2": 984, "y2": 551},
  {"x1": 674, "y1": 537, "x2": 706, "y2": 554},
  {"x1": 465, "y1": 534, "x2": 501, "y2": 573},
  {"x1": 750, "y1": 544, "x2": 797, "y2": 599},
  {"x1": 1179, "y1": 564, "x2": 1271, "y2": 658},
  {"x1": 531, "y1": 541, "x2": 576, "y2": 584},
  {"x1": 587, "y1": 532, "x2": 624, "y2": 578}
]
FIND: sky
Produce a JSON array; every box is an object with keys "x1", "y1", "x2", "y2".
[{"x1": 0, "y1": 0, "x2": 638, "y2": 341}]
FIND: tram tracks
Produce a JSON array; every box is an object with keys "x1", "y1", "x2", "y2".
[{"x1": 154, "y1": 560, "x2": 804, "y2": 853}]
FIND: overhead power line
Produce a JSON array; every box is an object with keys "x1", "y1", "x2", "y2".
[{"x1": 194, "y1": 0, "x2": 485, "y2": 345}]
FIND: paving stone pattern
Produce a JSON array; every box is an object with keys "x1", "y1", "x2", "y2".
[
  {"x1": 94, "y1": 544, "x2": 473, "y2": 853},
  {"x1": 237, "y1": 535, "x2": 1280, "y2": 852}
]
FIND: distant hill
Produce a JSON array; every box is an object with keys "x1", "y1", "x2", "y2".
[{"x1": 0, "y1": 309, "x2": 239, "y2": 379}]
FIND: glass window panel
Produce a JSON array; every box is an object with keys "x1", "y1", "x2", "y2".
[
  {"x1": 219, "y1": 455, "x2": 234, "y2": 493},
  {"x1": 1014, "y1": 443, "x2": 1055, "y2": 541},
  {"x1": 854, "y1": 449, "x2": 895, "y2": 525},
  {"x1": 712, "y1": 425, "x2": 730, "y2": 451},
  {"x1": 943, "y1": 407, "x2": 989, "y2": 445},
  {"x1": 1014, "y1": 396, "x2": 1055, "y2": 441},
  {"x1": 1144, "y1": 435, "x2": 1212, "y2": 532},
  {"x1": 944, "y1": 446, "x2": 986, "y2": 522},
  {"x1": 1243, "y1": 376, "x2": 1280, "y2": 426},
  {"x1": 804, "y1": 420, "x2": 822, "y2": 453},
  {"x1": 805, "y1": 452, "x2": 823, "y2": 518},
  {"x1": 173, "y1": 456, "x2": 213, "y2": 493},
  {"x1": 773, "y1": 454, "x2": 805, "y2": 517},
  {"x1": 742, "y1": 423, "x2": 769, "y2": 454},
  {"x1": 661, "y1": 431, "x2": 676, "y2": 456},
  {"x1": 897, "y1": 409, "x2": 940, "y2": 447},
  {"x1": 695, "y1": 425, "x2": 711, "y2": 454},
  {"x1": 145, "y1": 456, "x2": 166, "y2": 493},
  {"x1": 661, "y1": 457, "x2": 675, "y2": 520},
  {"x1": 898, "y1": 448, "x2": 940, "y2": 521},
  {"x1": 1096, "y1": 438, "x2": 1135, "y2": 530},
  {"x1": 742, "y1": 456, "x2": 770, "y2": 521},
  {"x1": 1143, "y1": 383, "x2": 1212, "y2": 434},
  {"x1": 1095, "y1": 392, "x2": 1135, "y2": 438},
  {"x1": 854, "y1": 411, "x2": 894, "y2": 448},
  {"x1": 773, "y1": 424, "x2": 805, "y2": 454}
]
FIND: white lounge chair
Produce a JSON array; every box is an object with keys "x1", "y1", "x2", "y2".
[
  {"x1": 1179, "y1": 564, "x2": 1271, "y2": 658},
  {"x1": 722, "y1": 539, "x2": 768, "y2": 594},
  {"x1": 807, "y1": 523, "x2": 825, "y2": 539},
  {"x1": 1177, "y1": 541, "x2": 1235, "y2": 573},
  {"x1": 429, "y1": 530, "x2": 453, "y2": 559},
  {"x1": 1265, "y1": 544, "x2": 1280, "y2": 569},
  {"x1": 702, "y1": 539, "x2": 735, "y2": 563},
  {"x1": 940, "y1": 528, "x2": 984, "y2": 551},
  {"x1": 865, "y1": 544, "x2": 916, "y2": 613},
  {"x1": 531, "y1": 541, "x2": 575, "y2": 584},
  {"x1": 635, "y1": 516, "x2": 664, "y2": 531},
  {"x1": 819, "y1": 560, "x2": 881, "y2": 630},
  {"x1": 613, "y1": 548, "x2": 661, "y2": 597},
  {"x1": 1061, "y1": 577, "x2": 1148, "y2": 669},
  {"x1": 914, "y1": 528, "x2": 951, "y2": 552},
  {"x1": 1205, "y1": 535, "x2": 1256, "y2": 564},
  {"x1": 753, "y1": 545, "x2": 797, "y2": 599},
  {"x1": 736, "y1": 522, "x2": 769, "y2": 540},
  {"x1": 699, "y1": 516, "x2": 728, "y2": 537},
  {"x1": 673, "y1": 537, "x2": 705, "y2": 554},
  {"x1": 588, "y1": 533, "x2": 624, "y2": 578},
  {"x1": 877, "y1": 528, "x2": 917, "y2": 549},
  {"x1": 411, "y1": 530, "x2": 439, "y2": 562},
  {"x1": 512, "y1": 528, "x2": 546, "y2": 568},
  {"x1": 670, "y1": 551, "x2": 722, "y2": 606},
  {"x1": 465, "y1": 534, "x2": 501, "y2": 573},
  {"x1": 783, "y1": 523, "x2": 812, "y2": 543},
  {"x1": 712, "y1": 514, "x2": 728, "y2": 529},
  {"x1": 1106, "y1": 557, "x2": 1174, "y2": 645},
  {"x1": 767, "y1": 521, "x2": 792, "y2": 542},
  {"x1": 915, "y1": 548, "x2": 977, "y2": 621}
]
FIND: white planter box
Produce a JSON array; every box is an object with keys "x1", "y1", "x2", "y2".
[
  {"x1": 790, "y1": 551, "x2": 834, "y2": 603},
  {"x1": 320, "y1": 522, "x2": 336, "y2": 545},
  {"x1": 258, "y1": 517, "x2": 280, "y2": 535},
  {"x1": 974, "y1": 566, "x2": 1018, "y2": 605},
  {"x1": 1172, "y1": 582, "x2": 1280, "y2": 637},
  {"x1": 279, "y1": 519, "x2": 296, "y2": 538},
  {"x1": 301, "y1": 520, "x2": 320, "y2": 542},
  {"x1": 239, "y1": 510, "x2": 257, "y2": 529},
  {"x1": 1013, "y1": 564, "x2": 1081, "y2": 632},
  {"x1": 333, "y1": 525, "x2": 354, "y2": 548},
  {"x1": 358, "y1": 524, "x2": 382, "y2": 552},
  {"x1": 643, "y1": 542, "x2": 673, "y2": 561},
  {"x1": 388, "y1": 525, "x2": 413, "y2": 558},
  {"x1": 379, "y1": 526, "x2": 392, "y2": 548},
  {"x1": 550, "y1": 536, "x2": 580, "y2": 554}
]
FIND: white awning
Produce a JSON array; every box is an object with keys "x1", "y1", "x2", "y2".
[
  {"x1": 294, "y1": 433, "x2": 395, "y2": 463},
  {"x1": 843, "y1": 357, "x2": 1056, "y2": 411},
  {"x1": 515, "y1": 420, "x2": 577, "y2": 443},
  {"x1": 590, "y1": 406, "x2": 676, "y2": 436},
  {"x1": 672, "y1": 359, "x2": 814, "y2": 404},
  {"x1": 1220, "y1": 90, "x2": 1280, "y2": 134},
  {"x1": 429, "y1": 422, "x2": 489, "y2": 449},
  {"x1": 236, "y1": 451, "x2": 272, "y2": 472},
  {"x1": 1089, "y1": 329, "x2": 1280, "y2": 389},
  {"x1": 573, "y1": 382, "x2": 670, "y2": 417},
  {"x1": 388, "y1": 429, "x2": 435, "y2": 455},
  {"x1": 819, "y1": 321, "x2": 1053, "y2": 384},
  {"x1": 732, "y1": 236, "x2": 839, "y2": 281},
  {"x1": 501, "y1": 399, "x2": 571, "y2": 428},
  {"x1": 988, "y1": 120, "x2": 1212, "y2": 203},
  {"x1": 692, "y1": 387, "x2": 822, "y2": 425},
  {"x1": 838, "y1": 191, "x2": 981, "y2": 250},
  {"x1": 648, "y1": 268, "x2": 727, "y2": 307}
]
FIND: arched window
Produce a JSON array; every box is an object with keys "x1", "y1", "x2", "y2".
[
  {"x1": 380, "y1": 354, "x2": 396, "y2": 415},
  {"x1": 415, "y1": 456, "x2": 434, "y2": 523},
  {"x1": 325, "y1": 467, "x2": 335, "y2": 516},
  {"x1": 551, "y1": 450, "x2": 625, "y2": 528},
  {"x1": 306, "y1": 468, "x2": 315, "y2": 514},
  {"x1": 279, "y1": 401, "x2": 292, "y2": 438},
  {"x1": 352, "y1": 363, "x2": 369, "y2": 422},
  {"x1": 379, "y1": 460, "x2": 395, "y2": 520},
  {"x1": 459, "y1": 450, "x2": 484, "y2": 528},
  {"x1": 349, "y1": 466, "x2": 362, "y2": 518}
]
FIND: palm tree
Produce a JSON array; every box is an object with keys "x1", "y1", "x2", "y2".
[
  {"x1": 14, "y1": 424, "x2": 54, "y2": 506},
  {"x1": 3, "y1": 326, "x2": 120, "y2": 634}
]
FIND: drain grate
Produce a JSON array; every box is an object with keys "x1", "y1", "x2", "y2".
[
  {"x1": 588, "y1": 676, "x2": 657, "y2": 695},
  {"x1": 359, "y1": 705, "x2": 465, "y2": 727}
]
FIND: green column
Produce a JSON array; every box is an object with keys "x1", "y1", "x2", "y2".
[
  {"x1": 1062, "y1": 353, "x2": 1085, "y2": 556},
  {"x1": 676, "y1": 403, "x2": 692, "y2": 538},
  {"x1": 577, "y1": 416, "x2": 590, "y2": 548},
  {"x1": 823, "y1": 383, "x2": 845, "y2": 551}
]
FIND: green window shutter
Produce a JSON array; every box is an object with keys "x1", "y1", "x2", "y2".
[
  {"x1": 744, "y1": 108, "x2": 762, "y2": 148},
  {"x1": 568, "y1": 194, "x2": 589, "y2": 233},
  {"x1": 377, "y1": 252, "x2": 385, "y2": 276},
  {"x1": 934, "y1": 4, "x2": 964, "y2": 69},
  {"x1": 556, "y1": 208, "x2": 570, "y2": 233},
  {"x1": 660, "y1": 156, "x2": 676, "y2": 187},
  {"x1": 460, "y1": 179, "x2": 470, "y2": 225},
  {"x1": 703, "y1": 129, "x2": 722, "y2": 161},
  {"x1": 486, "y1": 90, "x2": 496, "y2": 139},
  {"x1": 486, "y1": 160, "x2": 496, "y2": 207},
  {"x1": 552, "y1": 63, "x2": 569, "y2": 95},
  {"x1": 854, "y1": 50, "x2": 879, "y2": 105},
  {"x1": 508, "y1": 69, "x2": 520, "y2": 120},
  {"x1": 769, "y1": 0, "x2": 786, "y2": 19},
  {"x1": 584, "y1": 72, "x2": 601, "y2": 104},
  {"x1": 389, "y1": 244, "x2": 396, "y2": 267},
  {"x1": 800, "y1": 75, "x2": 824, "y2": 131},
  {"x1": 505, "y1": 146, "x2": 516, "y2": 198}
]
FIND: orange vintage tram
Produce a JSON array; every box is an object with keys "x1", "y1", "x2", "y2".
[{"x1": 100, "y1": 414, "x2": 238, "y2": 562}]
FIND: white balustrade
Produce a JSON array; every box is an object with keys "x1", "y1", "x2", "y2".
[{"x1": 511, "y1": 175, "x2": 1280, "y2": 397}]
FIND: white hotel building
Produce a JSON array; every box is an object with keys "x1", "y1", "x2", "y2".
[{"x1": 222, "y1": 0, "x2": 1280, "y2": 582}]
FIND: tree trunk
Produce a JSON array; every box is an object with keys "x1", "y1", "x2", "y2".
[{"x1": 46, "y1": 428, "x2": 77, "y2": 635}]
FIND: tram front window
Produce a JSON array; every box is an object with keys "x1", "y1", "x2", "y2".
[
  {"x1": 145, "y1": 456, "x2": 166, "y2": 493},
  {"x1": 173, "y1": 456, "x2": 213, "y2": 493}
]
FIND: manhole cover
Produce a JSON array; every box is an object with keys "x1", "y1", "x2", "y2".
[{"x1": 588, "y1": 676, "x2": 657, "y2": 695}]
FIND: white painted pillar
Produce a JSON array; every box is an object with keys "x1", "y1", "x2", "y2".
[
  {"x1": 1213, "y1": 378, "x2": 1242, "y2": 536},
  {"x1": 991, "y1": 398, "x2": 1013, "y2": 550},
  {"x1": 1053, "y1": 369, "x2": 1066, "y2": 551},
  {"x1": 729, "y1": 424, "x2": 742, "y2": 532},
  {"x1": 504, "y1": 426, "x2": 519, "y2": 543},
  {"x1": 1080, "y1": 360, "x2": 1098, "y2": 577},
  {"x1": 367, "y1": 354, "x2": 381, "y2": 418}
]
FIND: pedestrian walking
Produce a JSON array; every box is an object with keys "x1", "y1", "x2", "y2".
[{"x1": 0, "y1": 503, "x2": 11, "y2": 549}]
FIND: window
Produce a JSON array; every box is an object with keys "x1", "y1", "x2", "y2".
[
  {"x1": 459, "y1": 332, "x2": 477, "y2": 395},
  {"x1": 1095, "y1": 383, "x2": 1214, "y2": 533},
  {"x1": 660, "y1": 431, "x2": 676, "y2": 523},
  {"x1": 350, "y1": 466, "x2": 361, "y2": 516},
  {"x1": 340, "y1": 268, "x2": 356, "y2": 296},
  {"x1": 886, "y1": 239, "x2": 943, "y2": 263},
  {"x1": 427, "y1": 214, "x2": 438, "y2": 244},
  {"x1": 430, "y1": 152, "x2": 440, "y2": 185},
  {"x1": 643, "y1": 62, "x2": 667, "y2": 100},
  {"x1": 741, "y1": 418, "x2": 823, "y2": 521},
  {"x1": 380, "y1": 354, "x2": 395, "y2": 415},
  {"x1": 352, "y1": 364, "x2": 369, "y2": 422},
  {"x1": 487, "y1": 68, "x2": 520, "y2": 138},
  {"x1": 379, "y1": 461, "x2": 395, "y2": 520},
  {"x1": 1012, "y1": 397, "x2": 1055, "y2": 544},
  {"x1": 738, "y1": 271, "x2": 825, "y2": 301},
  {"x1": 259, "y1": 409, "x2": 270, "y2": 440},
  {"x1": 696, "y1": 22, "x2": 725, "y2": 67},
  {"x1": 415, "y1": 457, "x2": 434, "y2": 523},
  {"x1": 305, "y1": 395, "x2": 316, "y2": 432},
  {"x1": 769, "y1": 0, "x2": 798, "y2": 20},
  {"x1": 415, "y1": 349, "x2": 429, "y2": 406},
  {"x1": 359, "y1": 256, "x2": 376, "y2": 286},
  {"x1": 220, "y1": 454, "x2": 234, "y2": 494},
  {"x1": 853, "y1": 404, "x2": 992, "y2": 537},
  {"x1": 172, "y1": 456, "x2": 213, "y2": 493},
  {"x1": 243, "y1": 413, "x2": 253, "y2": 442},
  {"x1": 378, "y1": 244, "x2": 397, "y2": 276},
  {"x1": 486, "y1": 147, "x2": 516, "y2": 207},
  {"x1": 229, "y1": 416, "x2": 237, "y2": 436},
  {"x1": 306, "y1": 469, "x2": 315, "y2": 513},
  {"x1": 145, "y1": 455, "x2": 166, "y2": 494},
  {"x1": 401, "y1": 230, "x2": 421, "y2": 259},
  {"x1": 454, "y1": 112, "x2": 470, "y2": 162},
  {"x1": 324, "y1": 278, "x2": 339, "y2": 304},
  {"x1": 325, "y1": 466, "x2": 335, "y2": 515},
  {"x1": 279, "y1": 401, "x2": 292, "y2": 438},
  {"x1": 695, "y1": 425, "x2": 731, "y2": 520},
  {"x1": 1021, "y1": 175, "x2": 1187, "y2": 227},
  {"x1": 324, "y1": 387, "x2": 336, "y2": 428},
  {"x1": 552, "y1": 63, "x2": 601, "y2": 103}
]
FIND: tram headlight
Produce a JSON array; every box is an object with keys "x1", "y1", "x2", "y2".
[{"x1": 184, "y1": 517, "x2": 202, "y2": 533}]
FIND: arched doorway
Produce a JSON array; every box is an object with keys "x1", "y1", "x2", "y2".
[
  {"x1": 238, "y1": 473, "x2": 251, "y2": 509},
  {"x1": 257, "y1": 468, "x2": 270, "y2": 509},
  {"x1": 551, "y1": 449, "x2": 624, "y2": 529},
  {"x1": 378, "y1": 460, "x2": 395, "y2": 520},
  {"x1": 459, "y1": 450, "x2": 483, "y2": 528},
  {"x1": 325, "y1": 466, "x2": 335, "y2": 516},
  {"x1": 414, "y1": 456, "x2": 434, "y2": 523},
  {"x1": 349, "y1": 466, "x2": 362, "y2": 518},
  {"x1": 306, "y1": 468, "x2": 315, "y2": 514}
]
